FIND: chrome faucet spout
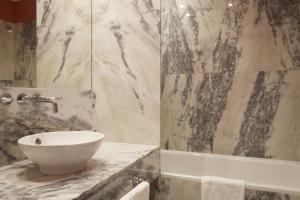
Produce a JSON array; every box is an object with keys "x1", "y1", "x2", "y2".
[
  {"x1": 18, "y1": 94, "x2": 60, "y2": 113},
  {"x1": 50, "y1": 98, "x2": 59, "y2": 113}
]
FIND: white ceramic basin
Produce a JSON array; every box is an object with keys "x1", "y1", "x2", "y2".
[{"x1": 18, "y1": 131, "x2": 104, "y2": 175}]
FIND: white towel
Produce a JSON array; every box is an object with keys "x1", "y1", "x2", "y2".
[
  {"x1": 120, "y1": 182, "x2": 150, "y2": 200},
  {"x1": 201, "y1": 176, "x2": 245, "y2": 200}
]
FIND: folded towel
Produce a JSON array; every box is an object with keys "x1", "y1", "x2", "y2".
[
  {"x1": 120, "y1": 182, "x2": 150, "y2": 200},
  {"x1": 201, "y1": 176, "x2": 245, "y2": 200}
]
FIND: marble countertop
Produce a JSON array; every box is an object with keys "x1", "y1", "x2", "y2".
[{"x1": 0, "y1": 142, "x2": 159, "y2": 200}]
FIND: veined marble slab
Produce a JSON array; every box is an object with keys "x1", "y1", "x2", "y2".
[
  {"x1": 0, "y1": 142, "x2": 159, "y2": 200},
  {"x1": 92, "y1": 0, "x2": 160, "y2": 145},
  {"x1": 37, "y1": 0, "x2": 91, "y2": 89},
  {"x1": 161, "y1": 0, "x2": 300, "y2": 161}
]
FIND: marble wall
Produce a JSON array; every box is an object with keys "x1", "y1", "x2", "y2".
[
  {"x1": 152, "y1": 176, "x2": 300, "y2": 200},
  {"x1": 161, "y1": 0, "x2": 300, "y2": 161},
  {"x1": 36, "y1": 0, "x2": 92, "y2": 90},
  {"x1": 0, "y1": 0, "x2": 161, "y2": 168},
  {"x1": 92, "y1": 0, "x2": 160, "y2": 145},
  {"x1": 0, "y1": 88, "x2": 94, "y2": 167}
]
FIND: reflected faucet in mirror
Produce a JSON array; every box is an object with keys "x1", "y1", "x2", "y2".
[
  {"x1": 17, "y1": 93, "x2": 60, "y2": 113},
  {"x1": 0, "y1": 93, "x2": 14, "y2": 105}
]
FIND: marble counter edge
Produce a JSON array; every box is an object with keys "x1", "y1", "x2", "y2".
[
  {"x1": 0, "y1": 142, "x2": 160, "y2": 200},
  {"x1": 77, "y1": 145, "x2": 160, "y2": 199},
  {"x1": 79, "y1": 146, "x2": 160, "y2": 200}
]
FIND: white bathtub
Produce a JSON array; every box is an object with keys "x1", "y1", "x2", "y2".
[{"x1": 161, "y1": 150, "x2": 300, "y2": 196}]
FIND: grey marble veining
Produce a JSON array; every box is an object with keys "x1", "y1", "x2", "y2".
[
  {"x1": 0, "y1": 142, "x2": 159, "y2": 200},
  {"x1": 255, "y1": 0, "x2": 300, "y2": 70},
  {"x1": 233, "y1": 71, "x2": 287, "y2": 158},
  {"x1": 161, "y1": 0, "x2": 249, "y2": 151},
  {"x1": 186, "y1": 72, "x2": 234, "y2": 152},
  {"x1": 245, "y1": 189, "x2": 300, "y2": 200},
  {"x1": 0, "y1": 88, "x2": 94, "y2": 166},
  {"x1": 161, "y1": 0, "x2": 300, "y2": 161}
]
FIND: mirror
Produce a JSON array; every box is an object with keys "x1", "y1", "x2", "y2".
[{"x1": 0, "y1": 0, "x2": 91, "y2": 90}]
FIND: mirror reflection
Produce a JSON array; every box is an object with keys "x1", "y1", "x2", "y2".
[{"x1": 0, "y1": 0, "x2": 91, "y2": 90}]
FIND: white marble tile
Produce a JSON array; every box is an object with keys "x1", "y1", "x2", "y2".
[
  {"x1": 266, "y1": 71, "x2": 300, "y2": 161},
  {"x1": 36, "y1": 0, "x2": 91, "y2": 89},
  {"x1": 92, "y1": 0, "x2": 160, "y2": 145},
  {"x1": 213, "y1": 71, "x2": 258, "y2": 155}
]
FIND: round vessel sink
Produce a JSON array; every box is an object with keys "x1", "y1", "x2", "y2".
[{"x1": 18, "y1": 131, "x2": 104, "y2": 175}]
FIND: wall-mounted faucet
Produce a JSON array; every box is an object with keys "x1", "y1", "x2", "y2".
[{"x1": 17, "y1": 93, "x2": 60, "y2": 113}]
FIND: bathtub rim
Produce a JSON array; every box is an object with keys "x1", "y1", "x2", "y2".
[
  {"x1": 161, "y1": 149, "x2": 300, "y2": 166},
  {"x1": 161, "y1": 149, "x2": 300, "y2": 196}
]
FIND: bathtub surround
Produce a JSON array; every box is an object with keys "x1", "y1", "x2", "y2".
[
  {"x1": 201, "y1": 176, "x2": 245, "y2": 200},
  {"x1": 37, "y1": 0, "x2": 91, "y2": 90},
  {"x1": 245, "y1": 190, "x2": 300, "y2": 200},
  {"x1": 152, "y1": 176, "x2": 300, "y2": 200},
  {"x1": 0, "y1": 88, "x2": 94, "y2": 167},
  {"x1": 92, "y1": 0, "x2": 160, "y2": 145},
  {"x1": 158, "y1": 1, "x2": 300, "y2": 199},
  {"x1": 159, "y1": 149, "x2": 300, "y2": 198},
  {"x1": 161, "y1": 0, "x2": 300, "y2": 161},
  {"x1": 0, "y1": 142, "x2": 159, "y2": 200}
]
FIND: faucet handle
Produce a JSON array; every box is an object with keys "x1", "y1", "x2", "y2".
[
  {"x1": 48, "y1": 96, "x2": 62, "y2": 101},
  {"x1": 0, "y1": 93, "x2": 14, "y2": 105},
  {"x1": 16, "y1": 93, "x2": 30, "y2": 104}
]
